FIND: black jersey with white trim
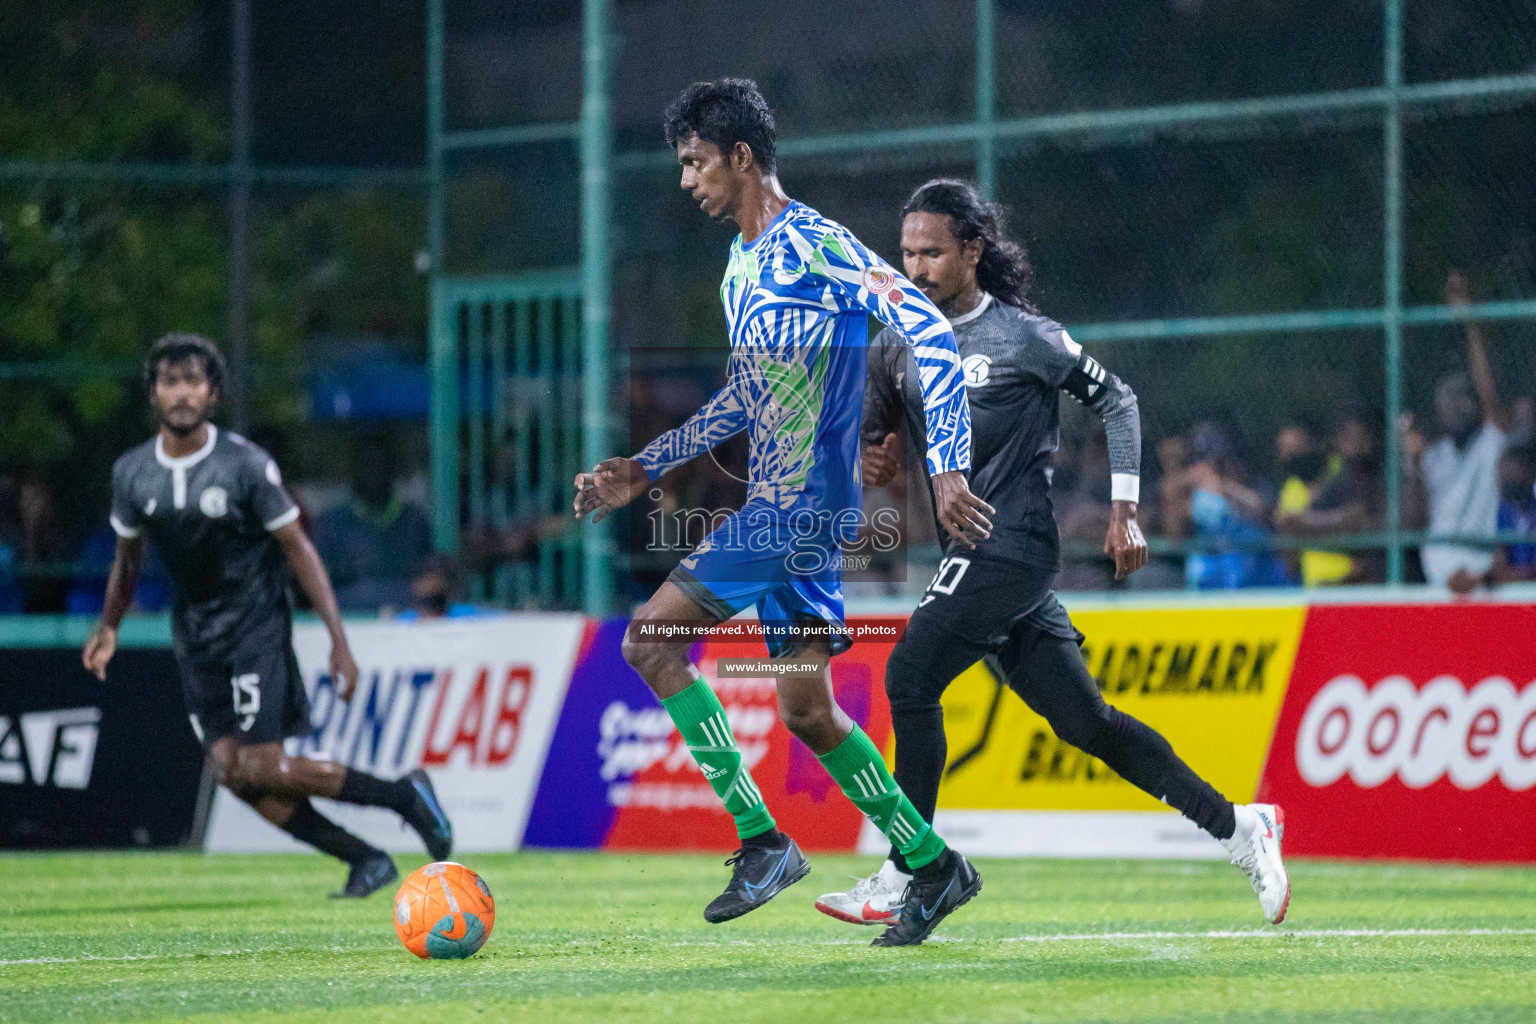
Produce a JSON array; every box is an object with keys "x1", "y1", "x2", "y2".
[
  {"x1": 110, "y1": 425, "x2": 300, "y2": 662},
  {"x1": 864, "y1": 294, "x2": 1139, "y2": 569}
]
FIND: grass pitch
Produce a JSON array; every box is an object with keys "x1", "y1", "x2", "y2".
[{"x1": 2, "y1": 850, "x2": 1534, "y2": 1023}]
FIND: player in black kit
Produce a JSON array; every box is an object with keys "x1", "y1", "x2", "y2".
[
  {"x1": 813, "y1": 181, "x2": 1289, "y2": 935},
  {"x1": 83, "y1": 334, "x2": 453, "y2": 898}
]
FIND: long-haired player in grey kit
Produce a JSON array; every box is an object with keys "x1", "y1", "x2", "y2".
[
  {"x1": 814, "y1": 180, "x2": 1290, "y2": 927},
  {"x1": 84, "y1": 333, "x2": 453, "y2": 897}
]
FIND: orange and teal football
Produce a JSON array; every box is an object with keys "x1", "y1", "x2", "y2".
[{"x1": 393, "y1": 861, "x2": 495, "y2": 960}]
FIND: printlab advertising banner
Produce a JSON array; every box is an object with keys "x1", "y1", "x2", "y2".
[
  {"x1": 0, "y1": 647, "x2": 204, "y2": 849},
  {"x1": 204, "y1": 616, "x2": 584, "y2": 854}
]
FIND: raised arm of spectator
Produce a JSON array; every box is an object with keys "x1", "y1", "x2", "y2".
[
  {"x1": 1447, "y1": 269, "x2": 1509, "y2": 431},
  {"x1": 1397, "y1": 411, "x2": 1429, "y2": 530}
]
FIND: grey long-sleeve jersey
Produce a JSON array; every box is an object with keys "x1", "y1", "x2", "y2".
[{"x1": 863, "y1": 293, "x2": 1140, "y2": 568}]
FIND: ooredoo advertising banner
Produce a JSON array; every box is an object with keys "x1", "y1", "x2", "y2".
[
  {"x1": 1257, "y1": 602, "x2": 1536, "y2": 862},
  {"x1": 205, "y1": 616, "x2": 583, "y2": 854}
]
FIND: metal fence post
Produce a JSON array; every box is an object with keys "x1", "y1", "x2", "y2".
[
  {"x1": 581, "y1": 0, "x2": 614, "y2": 616},
  {"x1": 976, "y1": 0, "x2": 996, "y2": 199},
  {"x1": 226, "y1": 0, "x2": 252, "y2": 432},
  {"x1": 1383, "y1": 0, "x2": 1405, "y2": 584},
  {"x1": 426, "y1": 0, "x2": 458, "y2": 555}
]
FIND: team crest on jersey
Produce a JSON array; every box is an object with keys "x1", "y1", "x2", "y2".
[
  {"x1": 861, "y1": 266, "x2": 895, "y2": 295},
  {"x1": 963, "y1": 354, "x2": 993, "y2": 387},
  {"x1": 144, "y1": 498, "x2": 157, "y2": 516},
  {"x1": 199, "y1": 487, "x2": 229, "y2": 518}
]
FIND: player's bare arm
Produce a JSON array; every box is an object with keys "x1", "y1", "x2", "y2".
[
  {"x1": 1104, "y1": 499, "x2": 1148, "y2": 580},
  {"x1": 862, "y1": 431, "x2": 901, "y2": 488},
  {"x1": 859, "y1": 341, "x2": 905, "y2": 489},
  {"x1": 83, "y1": 533, "x2": 145, "y2": 680},
  {"x1": 274, "y1": 520, "x2": 359, "y2": 700},
  {"x1": 932, "y1": 470, "x2": 993, "y2": 549},
  {"x1": 573, "y1": 456, "x2": 650, "y2": 523}
]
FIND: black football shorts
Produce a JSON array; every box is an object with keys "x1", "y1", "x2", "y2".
[
  {"x1": 177, "y1": 616, "x2": 311, "y2": 748},
  {"x1": 910, "y1": 552, "x2": 1083, "y2": 650}
]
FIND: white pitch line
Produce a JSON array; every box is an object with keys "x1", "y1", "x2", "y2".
[
  {"x1": 996, "y1": 927, "x2": 1536, "y2": 944},
  {"x1": 0, "y1": 947, "x2": 279, "y2": 967},
  {"x1": 7, "y1": 928, "x2": 1536, "y2": 965},
  {"x1": 670, "y1": 927, "x2": 1536, "y2": 950}
]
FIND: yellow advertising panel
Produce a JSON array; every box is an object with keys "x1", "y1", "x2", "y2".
[{"x1": 921, "y1": 606, "x2": 1307, "y2": 812}]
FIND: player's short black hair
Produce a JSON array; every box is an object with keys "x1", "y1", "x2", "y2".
[
  {"x1": 903, "y1": 178, "x2": 1037, "y2": 314},
  {"x1": 663, "y1": 78, "x2": 777, "y2": 174},
  {"x1": 143, "y1": 333, "x2": 226, "y2": 396}
]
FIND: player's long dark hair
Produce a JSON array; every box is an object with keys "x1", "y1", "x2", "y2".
[{"x1": 902, "y1": 179, "x2": 1038, "y2": 314}]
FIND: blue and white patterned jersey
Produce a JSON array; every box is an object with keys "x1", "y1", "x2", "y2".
[{"x1": 635, "y1": 200, "x2": 971, "y2": 527}]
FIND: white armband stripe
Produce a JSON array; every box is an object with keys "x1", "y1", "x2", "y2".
[
  {"x1": 109, "y1": 515, "x2": 142, "y2": 539},
  {"x1": 1111, "y1": 473, "x2": 1141, "y2": 503}
]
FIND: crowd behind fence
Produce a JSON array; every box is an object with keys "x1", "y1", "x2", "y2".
[{"x1": 3, "y1": 0, "x2": 1535, "y2": 614}]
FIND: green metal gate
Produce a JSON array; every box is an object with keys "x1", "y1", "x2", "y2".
[{"x1": 430, "y1": 272, "x2": 586, "y2": 609}]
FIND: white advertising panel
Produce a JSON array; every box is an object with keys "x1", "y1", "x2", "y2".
[{"x1": 205, "y1": 615, "x2": 584, "y2": 854}]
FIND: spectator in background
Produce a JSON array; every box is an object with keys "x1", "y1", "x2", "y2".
[
  {"x1": 0, "y1": 473, "x2": 21, "y2": 613},
  {"x1": 1403, "y1": 270, "x2": 1510, "y2": 591},
  {"x1": 311, "y1": 428, "x2": 433, "y2": 612},
  {"x1": 1168, "y1": 423, "x2": 1288, "y2": 589},
  {"x1": 459, "y1": 438, "x2": 569, "y2": 599},
  {"x1": 2, "y1": 473, "x2": 75, "y2": 612},
  {"x1": 1277, "y1": 414, "x2": 1385, "y2": 585},
  {"x1": 1155, "y1": 433, "x2": 1192, "y2": 541},
  {"x1": 1272, "y1": 422, "x2": 1324, "y2": 582},
  {"x1": 392, "y1": 553, "x2": 488, "y2": 620},
  {"x1": 1490, "y1": 446, "x2": 1536, "y2": 586}
]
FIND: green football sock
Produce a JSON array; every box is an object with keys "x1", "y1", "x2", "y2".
[
  {"x1": 819, "y1": 724, "x2": 947, "y2": 870},
  {"x1": 660, "y1": 676, "x2": 776, "y2": 841}
]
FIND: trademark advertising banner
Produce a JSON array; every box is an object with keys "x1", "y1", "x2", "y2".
[
  {"x1": 1258, "y1": 603, "x2": 1536, "y2": 862},
  {"x1": 205, "y1": 616, "x2": 583, "y2": 854},
  {"x1": 524, "y1": 617, "x2": 901, "y2": 852},
  {"x1": 910, "y1": 606, "x2": 1308, "y2": 858},
  {"x1": 0, "y1": 648, "x2": 204, "y2": 849}
]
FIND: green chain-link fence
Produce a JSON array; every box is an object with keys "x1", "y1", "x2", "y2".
[
  {"x1": 431, "y1": 0, "x2": 1536, "y2": 610},
  {"x1": 9, "y1": 1, "x2": 1534, "y2": 614}
]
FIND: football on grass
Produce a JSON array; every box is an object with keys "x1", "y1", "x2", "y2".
[{"x1": 394, "y1": 861, "x2": 496, "y2": 959}]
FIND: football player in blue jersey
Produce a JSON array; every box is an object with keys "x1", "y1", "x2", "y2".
[{"x1": 575, "y1": 79, "x2": 990, "y2": 945}]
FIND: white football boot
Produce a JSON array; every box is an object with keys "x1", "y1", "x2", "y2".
[
  {"x1": 814, "y1": 859, "x2": 911, "y2": 926},
  {"x1": 1220, "y1": 803, "x2": 1290, "y2": 924}
]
